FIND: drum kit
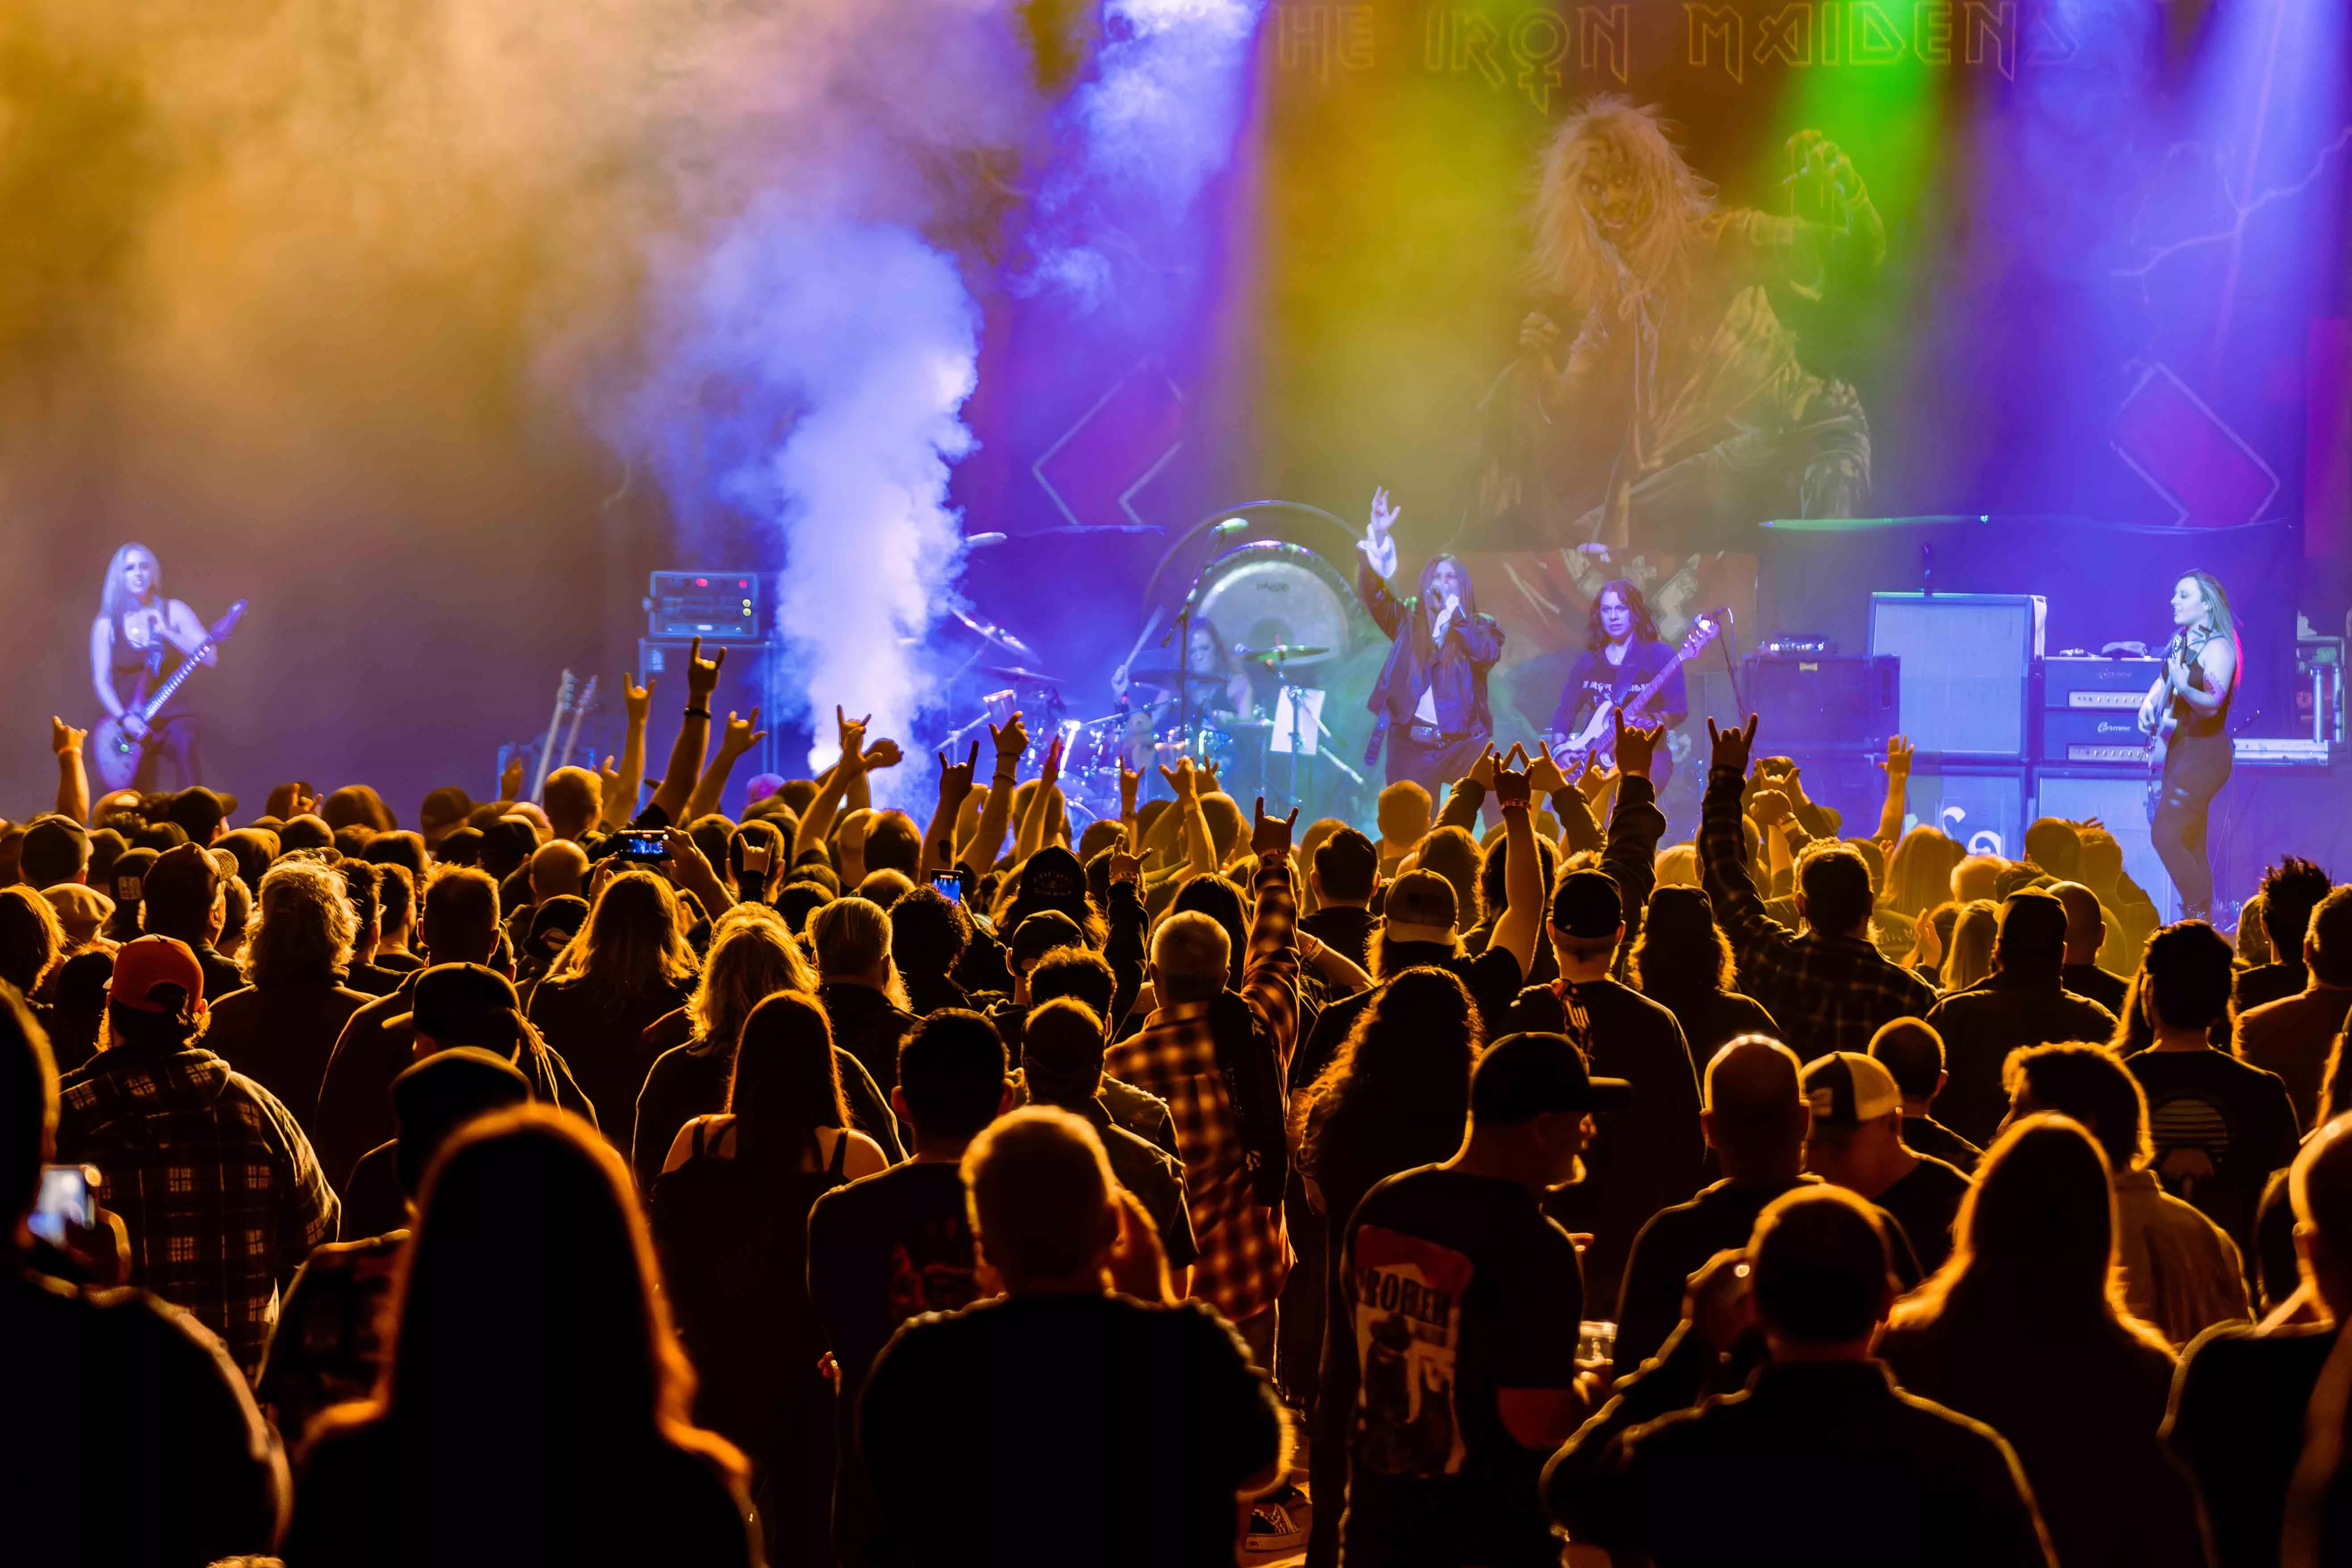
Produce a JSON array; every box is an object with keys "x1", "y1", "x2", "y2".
[{"x1": 931, "y1": 533, "x2": 1368, "y2": 827}]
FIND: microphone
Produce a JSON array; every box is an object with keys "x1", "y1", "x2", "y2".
[{"x1": 1211, "y1": 517, "x2": 1248, "y2": 535}]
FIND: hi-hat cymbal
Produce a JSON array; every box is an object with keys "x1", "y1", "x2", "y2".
[
  {"x1": 1234, "y1": 642, "x2": 1329, "y2": 664},
  {"x1": 979, "y1": 665, "x2": 1062, "y2": 687}
]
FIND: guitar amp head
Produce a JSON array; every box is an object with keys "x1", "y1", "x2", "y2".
[{"x1": 647, "y1": 571, "x2": 764, "y2": 641}]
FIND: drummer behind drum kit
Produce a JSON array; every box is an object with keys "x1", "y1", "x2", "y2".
[{"x1": 931, "y1": 538, "x2": 1368, "y2": 828}]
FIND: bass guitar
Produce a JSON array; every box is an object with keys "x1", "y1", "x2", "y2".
[
  {"x1": 93, "y1": 600, "x2": 248, "y2": 792},
  {"x1": 1549, "y1": 609, "x2": 1726, "y2": 778}
]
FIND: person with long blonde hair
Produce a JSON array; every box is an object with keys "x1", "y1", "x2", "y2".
[
  {"x1": 1882, "y1": 1115, "x2": 2204, "y2": 1568},
  {"x1": 284, "y1": 1107, "x2": 758, "y2": 1565},
  {"x1": 87, "y1": 541, "x2": 222, "y2": 790},
  {"x1": 2137, "y1": 569, "x2": 2243, "y2": 920},
  {"x1": 1941, "y1": 899, "x2": 2000, "y2": 993},
  {"x1": 529, "y1": 870, "x2": 698, "y2": 1143}
]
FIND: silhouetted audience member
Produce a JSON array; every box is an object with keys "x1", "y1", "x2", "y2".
[
  {"x1": 812, "y1": 896, "x2": 923, "y2": 1095},
  {"x1": 527, "y1": 869, "x2": 697, "y2": 1139},
  {"x1": 259, "y1": 1047, "x2": 531, "y2": 1445},
  {"x1": 1923, "y1": 889, "x2": 2117, "y2": 1145},
  {"x1": 2124, "y1": 921, "x2": 2299, "y2": 1255},
  {"x1": 2239, "y1": 858, "x2": 2333, "y2": 1013},
  {"x1": 652, "y1": 989, "x2": 888, "y2": 1562},
  {"x1": 1880, "y1": 1115, "x2": 2203, "y2": 1568},
  {"x1": 1869, "y1": 1017, "x2": 1983, "y2": 1173},
  {"x1": 1332, "y1": 1030, "x2": 1604, "y2": 1568},
  {"x1": 2050, "y1": 880, "x2": 2131, "y2": 1015},
  {"x1": 1023, "y1": 998, "x2": 1197, "y2": 1280},
  {"x1": 1546, "y1": 1185, "x2": 2054, "y2": 1566},
  {"x1": 204, "y1": 857, "x2": 374, "y2": 1129},
  {"x1": 3, "y1": 981, "x2": 288, "y2": 1568},
  {"x1": 886, "y1": 882, "x2": 973, "y2": 1017},
  {"x1": 1300, "y1": 826, "x2": 1379, "y2": 971},
  {"x1": 2006, "y1": 1042, "x2": 2253, "y2": 1346},
  {"x1": 809, "y1": 1009, "x2": 1006, "y2": 1568},
  {"x1": 2241, "y1": 885, "x2": 2352, "y2": 1131},
  {"x1": 2168, "y1": 1111, "x2": 2352, "y2": 1568},
  {"x1": 1612, "y1": 1036, "x2": 1920, "y2": 1378},
  {"x1": 284, "y1": 1107, "x2": 758, "y2": 1566},
  {"x1": 54, "y1": 936, "x2": 338, "y2": 1378},
  {"x1": 860, "y1": 1106, "x2": 1285, "y2": 1566},
  {"x1": 1629, "y1": 884, "x2": 1777, "y2": 1086},
  {"x1": 1801, "y1": 1051, "x2": 1973, "y2": 1273},
  {"x1": 634, "y1": 906, "x2": 810, "y2": 1188},
  {"x1": 1292, "y1": 965, "x2": 1478, "y2": 1568},
  {"x1": 137, "y1": 840, "x2": 248, "y2": 1004},
  {"x1": 1025, "y1": 945, "x2": 1176, "y2": 1152}
]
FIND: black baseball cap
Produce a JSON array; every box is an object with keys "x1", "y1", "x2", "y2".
[
  {"x1": 396, "y1": 963, "x2": 524, "y2": 1049},
  {"x1": 1010, "y1": 910, "x2": 1086, "y2": 972},
  {"x1": 1021, "y1": 846, "x2": 1087, "y2": 902},
  {"x1": 1471, "y1": 1031, "x2": 1632, "y2": 1123},
  {"x1": 527, "y1": 896, "x2": 589, "y2": 962},
  {"x1": 391, "y1": 1045, "x2": 533, "y2": 1196},
  {"x1": 163, "y1": 786, "x2": 238, "y2": 842},
  {"x1": 1549, "y1": 869, "x2": 1624, "y2": 940}
]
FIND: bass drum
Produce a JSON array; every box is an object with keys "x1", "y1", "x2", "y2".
[{"x1": 1191, "y1": 541, "x2": 1358, "y2": 671}]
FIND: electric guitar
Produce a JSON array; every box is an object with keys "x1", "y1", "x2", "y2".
[
  {"x1": 1549, "y1": 609, "x2": 1726, "y2": 777},
  {"x1": 92, "y1": 601, "x2": 248, "y2": 792},
  {"x1": 2144, "y1": 627, "x2": 2218, "y2": 824}
]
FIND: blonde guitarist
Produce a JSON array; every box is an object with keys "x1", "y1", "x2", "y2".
[{"x1": 2136, "y1": 570, "x2": 2240, "y2": 921}]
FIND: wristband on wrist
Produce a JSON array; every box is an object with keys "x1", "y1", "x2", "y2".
[
  {"x1": 683, "y1": 706, "x2": 711, "y2": 721},
  {"x1": 1498, "y1": 795, "x2": 1531, "y2": 812}
]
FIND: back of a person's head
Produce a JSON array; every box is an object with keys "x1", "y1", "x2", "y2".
[
  {"x1": 1029, "y1": 946, "x2": 1116, "y2": 1017},
  {"x1": 1197, "y1": 794, "x2": 1246, "y2": 865},
  {"x1": 857, "y1": 868, "x2": 915, "y2": 906},
  {"x1": 1796, "y1": 842, "x2": 1873, "y2": 935},
  {"x1": 1416, "y1": 827, "x2": 1481, "y2": 931},
  {"x1": 2258, "y1": 857, "x2": 2333, "y2": 956},
  {"x1": 19, "y1": 816, "x2": 89, "y2": 890},
  {"x1": 1076, "y1": 818, "x2": 1123, "y2": 864},
  {"x1": 1943, "y1": 900, "x2": 2000, "y2": 990},
  {"x1": 389, "y1": 1106, "x2": 687, "y2": 1441},
  {"x1": 363, "y1": 828, "x2": 429, "y2": 884},
  {"x1": 1885, "y1": 827, "x2": 1963, "y2": 917},
  {"x1": 810, "y1": 895, "x2": 892, "y2": 981},
  {"x1": 1993, "y1": 888, "x2": 2067, "y2": 971},
  {"x1": 320, "y1": 785, "x2": 396, "y2": 835},
  {"x1": 1918, "y1": 1114, "x2": 2117, "y2": 1324},
  {"x1": 276, "y1": 814, "x2": 333, "y2": 855},
  {"x1": 377, "y1": 861, "x2": 417, "y2": 935},
  {"x1": 1704, "y1": 1034, "x2": 1806, "y2": 1170},
  {"x1": 2, "y1": 981, "x2": 57, "y2": 1229},
  {"x1": 2310, "y1": 887, "x2": 2352, "y2": 989},
  {"x1": 1868, "y1": 1018, "x2": 1943, "y2": 1101},
  {"x1": 2143, "y1": 921, "x2": 2236, "y2": 1033},
  {"x1": 862, "y1": 811, "x2": 923, "y2": 877},
  {"x1": 2007, "y1": 1042, "x2": 2151, "y2": 1174},
  {"x1": 1020, "y1": 997, "x2": 1110, "y2": 1111},
  {"x1": 1631, "y1": 885, "x2": 1734, "y2": 999},
  {"x1": 1376, "y1": 780, "x2": 1432, "y2": 844},
  {"x1": 1842, "y1": 837, "x2": 1886, "y2": 893},
  {"x1": 897, "y1": 1009, "x2": 1006, "y2": 1141},
  {"x1": 248, "y1": 857, "x2": 358, "y2": 985},
  {"x1": 1150, "y1": 909, "x2": 1230, "y2": 1005},
  {"x1": 887, "y1": 884, "x2": 969, "y2": 981},
  {"x1": 1750, "y1": 1184, "x2": 1891, "y2": 1345},
  {"x1": 421, "y1": 864, "x2": 501, "y2": 965},
  {"x1": 1308, "y1": 966, "x2": 1476, "y2": 1173},
  {"x1": 1477, "y1": 830, "x2": 1558, "y2": 923},
  {"x1": 684, "y1": 815, "x2": 735, "y2": 887},
  {"x1": 1169, "y1": 873, "x2": 1245, "y2": 980},
  {"x1": 2290, "y1": 1113, "x2": 2352, "y2": 1258},
  {"x1": 138, "y1": 841, "x2": 222, "y2": 943},
  {"x1": 554, "y1": 870, "x2": 687, "y2": 999},
  {"x1": 392, "y1": 1046, "x2": 534, "y2": 1197},
  {"x1": 0, "y1": 888, "x2": 64, "y2": 997},
  {"x1": 727, "y1": 991, "x2": 846, "y2": 1162},
  {"x1": 1314, "y1": 827, "x2": 1379, "y2": 905},
  {"x1": 1951, "y1": 853, "x2": 2006, "y2": 905},
  {"x1": 541, "y1": 768, "x2": 600, "y2": 834},
  {"x1": 688, "y1": 907, "x2": 812, "y2": 1050},
  {"x1": 2023, "y1": 817, "x2": 2081, "y2": 878},
  {"x1": 962, "y1": 1106, "x2": 1115, "y2": 1289},
  {"x1": 529, "y1": 840, "x2": 589, "y2": 903},
  {"x1": 336, "y1": 856, "x2": 380, "y2": 930}
]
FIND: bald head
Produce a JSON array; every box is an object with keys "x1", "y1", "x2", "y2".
[
  {"x1": 2293, "y1": 1113, "x2": 2352, "y2": 1314},
  {"x1": 1703, "y1": 1035, "x2": 1808, "y2": 1182},
  {"x1": 529, "y1": 840, "x2": 588, "y2": 903},
  {"x1": 2049, "y1": 882, "x2": 2106, "y2": 966},
  {"x1": 1868, "y1": 1018, "x2": 1945, "y2": 1106},
  {"x1": 542, "y1": 767, "x2": 602, "y2": 840}
]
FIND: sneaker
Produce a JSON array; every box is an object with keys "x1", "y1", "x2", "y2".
[{"x1": 1245, "y1": 1484, "x2": 1309, "y2": 1552}]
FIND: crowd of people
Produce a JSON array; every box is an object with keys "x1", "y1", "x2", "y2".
[{"x1": 8, "y1": 637, "x2": 2352, "y2": 1567}]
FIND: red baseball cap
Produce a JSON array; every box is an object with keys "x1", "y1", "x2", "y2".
[{"x1": 108, "y1": 935, "x2": 210, "y2": 1015}]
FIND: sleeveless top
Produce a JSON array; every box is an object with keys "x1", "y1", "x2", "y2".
[
  {"x1": 2166, "y1": 627, "x2": 2234, "y2": 740},
  {"x1": 110, "y1": 606, "x2": 193, "y2": 720}
]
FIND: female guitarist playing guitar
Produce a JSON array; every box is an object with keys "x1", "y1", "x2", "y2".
[
  {"x1": 89, "y1": 542, "x2": 218, "y2": 791},
  {"x1": 1547, "y1": 579, "x2": 1689, "y2": 790},
  {"x1": 2137, "y1": 569, "x2": 2240, "y2": 922}
]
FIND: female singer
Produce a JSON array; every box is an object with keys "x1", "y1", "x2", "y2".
[
  {"x1": 1547, "y1": 579, "x2": 1687, "y2": 787},
  {"x1": 1355, "y1": 486, "x2": 1503, "y2": 790},
  {"x1": 2137, "y1": 570, "x2": 2239, "y2": 921},
  {"x1": 89, "y1": 542, "x2": 214, "y2": 789}
]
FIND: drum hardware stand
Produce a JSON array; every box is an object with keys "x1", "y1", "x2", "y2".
[{"x1": 1163, "y1": 521, "x2": 1239, "y2": 770}]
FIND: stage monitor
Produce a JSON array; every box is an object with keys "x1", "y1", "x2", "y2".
[{"x1": 1869, "y1": 594, "x2": 2043, "y2": 763}]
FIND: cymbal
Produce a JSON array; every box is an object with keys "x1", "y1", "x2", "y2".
[
  {"x1": 1235, "y1": 642, "x2": 1329, "y2": 663},
  {"x1": 979, "y1": 665, "x2": 1062, "y2": 687},
  {"x1": 949, "y1": 605, "x2": 1042, "y2": 662}
]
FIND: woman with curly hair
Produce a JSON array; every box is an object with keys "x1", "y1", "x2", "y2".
[
  {"x1": 530, "y1": 869, "x2": 699, "y2": 1142},
  {"x1": 203, "y1": 856, "x2": 371, "y2": 1128}
]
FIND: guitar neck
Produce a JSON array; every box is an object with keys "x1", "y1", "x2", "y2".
[{"x1": 139, "y1": 639, "x2": 215, "y2": 721}]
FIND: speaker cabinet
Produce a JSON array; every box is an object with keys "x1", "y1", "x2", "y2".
[
  {"x1": 1869, "y1": 594, "x2": 2042, "y2": 761},
  {"x1": 1739, "y1": 654, "x2": 1899, "y2": 753},
  {"x1": 2032, "y1": 770, "x2": 2178, "y2": 921},
  {"x1": 1903, "y1": 765, "x2": 2029, "y2": 861},
  {"x1": 638, "y1": 638, "x2": 785, "y2": 801}
]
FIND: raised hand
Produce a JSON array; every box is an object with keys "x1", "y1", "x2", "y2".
[
  {"x1": 598, "y1": 753, "x2": 621, "y2": 803},
  {"x1": 1359, "y1": 486, "x2": 1401, "y2": 577},
  {"x1": 1708, "y1": 713, "x2": 1761, "y2": 778},
  {"x1": 1877, "y1": 734, "x2": 1914, "y2": 781},
  {"x1": 1158, "y1": 756, "x2": 1200, "y2": 803},
  {"x1": 1612, "y1": 710, "x2": 1666, "y2": 782},
  {"x1": 717, "y1": 707, "x2": 766, "y2": 760},
  {"x1": 1108, "y1": 845, "x2": 1144, "y2": 886},
  {"x1": 861, "y1": 738, "x2": 904, "y2": 773},
  {"x1": 937, "y1": 741, "x2": 980, "y2": 802},
  {"x1": 52, "y1": 716, "x2": 86, "y2": 757},
  {"x1": 1118, "y1": 755, "x2": 1141, "y2": 819},
  {"x1": 1468, "y1": 744, "x2": 1500, "y2": 790},
  {"x1": 623, "y1": 671, "x2": 654, "y2": 727},
  {"x1": 1577, "y1": 756, "x2": 1612, "y2": 805},
  {"x1": 1251, "y1": 796, "x2": 1300, "y2": 859},
  {"x1": 1525, "y1": 745, "x2": 1570, "y2": 798},
  {"x1": 989, "y1": 711, "x2": 1029, "y2": 772},
  {"x1": 500, "y1": 754, "x2": 526, "y2": 803},
  {"x1": 1038, "y1": 732, "x2": 1065, "y2": 789},
  {"x1": 685, "y1": 636, "x2": 727, "y2": 703},
  {"x1": 836, "y1": 705, "x2": 870, "y2": 773},
  {"x1": 1492, "y1": 744, "x2": 1533, "y2": 809},
  {"x1": 1748, "y1": 788, "x2": 1793, "y2": 829}
]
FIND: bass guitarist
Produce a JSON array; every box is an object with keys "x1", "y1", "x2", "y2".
[
  {"x1": 89, "y1": 542, "x2": 216, "y2": 790},
  {"x1": 1548, "y1": 579, "x2": 1687, "y2": 790},
  {"x1": 2137, "y1": 569, "x2": 2240, "y2": 922}
]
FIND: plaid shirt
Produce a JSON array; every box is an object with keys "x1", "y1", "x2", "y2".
[
  {"x1": 1107, "y1": 854, "x2": 1298, "y2": 1324},
  {"x1": 57, "y1": 1043, "x2": 341, "y2": 1380},
  {"x1": 1698, "y1": 765, "x2": 1938, "y2": 1060}
]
